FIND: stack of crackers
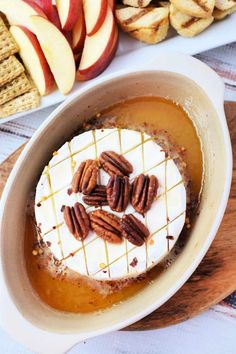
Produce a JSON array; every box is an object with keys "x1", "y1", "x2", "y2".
[{"x1": 0, "y1": 15, "x2": 40, "y2": 119}]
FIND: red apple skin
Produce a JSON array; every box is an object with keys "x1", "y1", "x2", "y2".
[
  {"x1": 38, "y1": 0, "x2": 53, "y2": 19},
  {"x1": 77, "y1": 23, "x2": 118, "y2": 81},
  {"x1": 45, "y1": 5, "x2": 72, "y2": 47},
  {"x1": 72, "y1": 3, "x2": 86, "y2": 54},
  {"x1": 72, "y1": 17, "x2": 86, "y2": 54},
  {"x1": 74, "y1": 52, "x2": 81, "y2": 68},
  {"x1": 56, "y1": 0, "x2": 80, "y2": 31},
  {"x1": 23, "y1": 0, "x2": 47, "y2": 17},
  {"x1": 17, "y1": 25, "x2": 55, "y2": 95},
  {"x1": 63, "y1": 30, "x2": 72, "y2": 47},
  {"x1": 50, "y1": 4, "x2": 62, "y2": 30},
  {"x1": 30, "y1": 15, "x2": 76, "y2": 94},
  {"x1": 108, "y1": 0, "x2": 115, "y2": 12},
  {"x1": 86, "y1": 0, "x2": 108, "y2": 36}
]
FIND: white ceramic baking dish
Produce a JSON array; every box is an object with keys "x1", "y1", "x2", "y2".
[{"x1": 0, "y1": 53, "x2": 232, "y2": 354}]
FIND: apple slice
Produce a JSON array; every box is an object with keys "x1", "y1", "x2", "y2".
[
  {"x1": 49, "y1": 6, "x2": 73, "y2": 47},
  {"x1": 108, "y1": 0, "x2": 115, "y2": 12},
  {"x1": 72, "y1": 4, "x2": 86, "y2": 53},
  {"x1": 36, "y1": 2, "x2": 61, "y2": 29},
  {"x1": 77, "y1": 7, "x2": 118, "y2": 81},
  {"x1": 10, "y1": 25, "x2": 55, "y2": 96},
  {"x1": 77, "y1": 25, "x2": 118, "y2": 81},
  {"x1": 0, "y1": 0, "x2": 46, "y2": 30},
  {"x1": 55, "y1": 0, "x2": 80, "y2": 31},
  {"x1": 83, "y1": 0, "x2": 108, "y2": 36},
  {"x1": 77, "y1": 24, "x2": 118, "y2": 81},
  {"x1": 31, "y1": 15, "x2": 76, "y2": 94}
]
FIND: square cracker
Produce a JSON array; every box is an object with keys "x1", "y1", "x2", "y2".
[
  {"x1": 0, "y1": 55, "x2": 25, "y2": 87},
  {"x1": 0, "y1": 17, "x2": 18, "y2": 62},
  {"x1": 0, "y1": 88, "x2": 40, "y2": 118},
  {"x1": 0, "y1": 72, "x2": 32, "y2": 105}
]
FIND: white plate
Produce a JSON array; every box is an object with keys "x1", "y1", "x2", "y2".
[{"x1": 1, "y1": 13, "x2": 236, "y2": 125}]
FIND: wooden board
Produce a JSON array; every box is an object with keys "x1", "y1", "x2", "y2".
[{"x1": 0, "y1": 102, "x2": 235, "y2": 330}]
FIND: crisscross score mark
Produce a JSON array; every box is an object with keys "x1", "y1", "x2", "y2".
[
  {"x1": 68, "y1": 140, "x2": 89, "y2": 276},
  {"x1": 93, "y1": 130, "x2": 111, "y2": 278},
  {"x1": 42, "y1": 182, "x2": 184, "y2": 247},
  {"x1": 91, "y1": 211, "x2": 186, "y2": 276},
  {"x1": 37, "y1": 155, "x2": 169, "y2": 205}
]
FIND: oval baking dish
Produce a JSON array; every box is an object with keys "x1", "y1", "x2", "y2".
[{"x1": 0, "y1": 53, "x2": 232, "y2": 354}]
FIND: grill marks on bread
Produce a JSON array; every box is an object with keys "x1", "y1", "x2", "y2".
[
  {"x1": 115, "y1": 6, "x2": 169, "y2": 44},
  {"x1": 170, "y1": 4, "x2": 213, "y2": 37},
  {"x1": 170, "y1": 0, "x2": 215, "y2": 18}
]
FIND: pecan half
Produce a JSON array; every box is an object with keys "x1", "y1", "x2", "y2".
[
  {"x1": 89, "y1": 210, "x2": 122, "y2": 243},
  {"x1": 83, "y1": 185, "x2": 108, "y2": 206},
  {"x1": 63, "y1": 202, "x2": 90, "y2": 241},
  {"x1": 106, "y1": 175, "x2": 130, "y2": 212},
  {"x1": 131, "y1": 174, "x2": 158, "y2": 215},
  {"x1": 71, "y1": 159, "x2": 98, "y2": 195},
  {"x1": 99, "y1": 151, "x2": 133, "y2": 177},
  {"x1": 121, "y1": 214, "x2": 149, "y2": 247}
]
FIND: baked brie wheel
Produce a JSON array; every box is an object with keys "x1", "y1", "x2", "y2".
[{"x1": 35, "y1": 128, "x2": 187, "y2": 281}]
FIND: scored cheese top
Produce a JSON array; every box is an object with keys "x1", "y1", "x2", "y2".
[{"x1": 35, "y1": 128, "x2": 186, "y2": 280}]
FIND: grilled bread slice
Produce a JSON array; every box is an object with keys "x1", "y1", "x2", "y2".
[
  {"x1": 170, "y1": 0, "x2": 215, "y2": 18},
  {"x1": 215, "y1": 0, "x2": 236, "y2": 10},
  {"x1": 122, "y1": 0, "x2": 153, "y2": 7},
  {"x1": 213, "y1": 4, "x2": 236, "y2": 18},
  {"x1": 170, "y1": 4, "x2": 213, "y2": 36},
  {"x1": 115, "y1": 6, "x2": 169, "y2": 44}
]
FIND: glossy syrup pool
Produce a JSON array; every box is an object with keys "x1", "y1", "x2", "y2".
[{"x1": 25, "y1": 97, "x2": 203, "y2": 313}]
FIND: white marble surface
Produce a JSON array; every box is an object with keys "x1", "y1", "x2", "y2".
[{"x1": 0, "y1": 43, "x2": 236, "y2": 353}]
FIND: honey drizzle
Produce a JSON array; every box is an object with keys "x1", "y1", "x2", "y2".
[
  {"x1": 164, "y1": 159, "x2": 170, "y2": 252},
  {"x1": 47, "y1": 130, "x2": 117, "y2": 170},
  {"x1": 60, "y1": 210, "x2": 185, "y2": 264},
  {"x1": 118, "y1": 128, "x2": 130, "y2": 275},
  {"x1": 37, "y1": 155, "x2": 169, "y2": 205},
  {"x1": 45, "y1": 167, "x2": 64, "y2": 259},
  {"x1": 140, "y1": 132, "x2": 149, "y2": 271},
  {"x1": 45, "y1": 130, "x2": 151, "y2": 173},
  {"x1": 92, "y1": 130, "x2": 111, "y2": 278},
  {"x1": 40, "y1": 180, "x2": 184, "y2": 247},
  {"x1": 91, "y1": 211, "x2": 185, "y2": 276},
  {"x1": 68, "y1": 141, "x2": 89, "y2": 276}
]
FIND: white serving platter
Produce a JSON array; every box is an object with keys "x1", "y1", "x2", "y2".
[{"x1": 1, "y1": 12, "x2": 235, "y2": 125}]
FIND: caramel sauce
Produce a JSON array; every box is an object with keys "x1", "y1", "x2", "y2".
[
  {"x1": 25, "y1": 97, "x2": 203, "y2": 313},
  {"x1": 102, "y1": 97, "x2": 203, "y2": 197},
  {"x1": 25, "y1": 217, "x2": 160, "y2": 313}
]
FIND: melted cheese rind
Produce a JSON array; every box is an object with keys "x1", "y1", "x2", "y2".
[{"x1": 35, "y1": 129, "x2": 186, "y2": 280}]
